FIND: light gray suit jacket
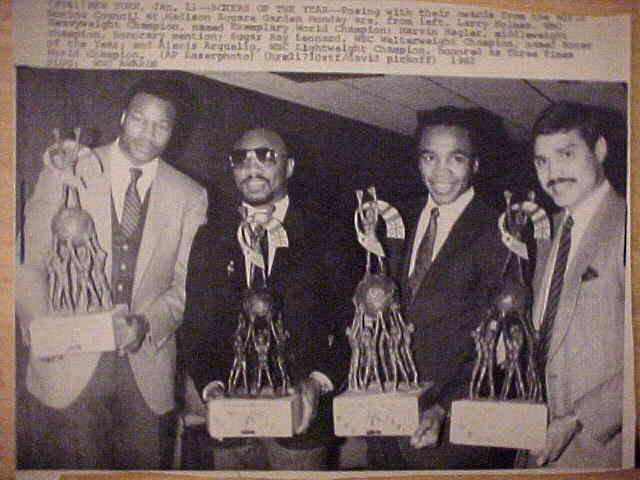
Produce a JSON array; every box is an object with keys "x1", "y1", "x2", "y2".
[
  {"x1": 16, "y1": 141, "x2": 208, "y2": 415},
  {"x1": 531, "y1": 186, "x2": 625, "y2": 468}
]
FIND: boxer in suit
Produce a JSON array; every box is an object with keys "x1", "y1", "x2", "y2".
[
  {"x1": 16, "y1": 78, "x2": 208, "y2": 469},
  {"x1": 368, "y1": 107, "x2": 514, "y2": 469},
  {"x1": 181, "y1": 128, "x2": 352, "y2": 470},
  {"x1": 527, "y1": 102, "x2": 625, "y2": 468}
]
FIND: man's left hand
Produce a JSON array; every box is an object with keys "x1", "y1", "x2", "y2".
[
  {"x1": 295, "y1": 377, "x2": 322, "y2": 435},
  {"x1": 532, "y1": 414, "x2": 582, "y2": 466},
  {"x1": 114, "y1": 314, "x2": 149, "y2": 355},
  {"x1": 410, "y1": 404, "x2": 447, "y2": 449}
]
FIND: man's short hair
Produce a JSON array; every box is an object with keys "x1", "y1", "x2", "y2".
[
  {"x1": 415, "y1": 106, "x2": 482, "y2": 157},
  {"x1": 532, "y1": 101, "x2": 603, "y2": 150},
  {"x1": 124, "y1": 77, "x2": 195, "y2": 124}
]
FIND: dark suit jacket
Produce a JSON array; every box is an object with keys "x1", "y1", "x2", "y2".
[
  {"x1": 181, "y1": 201, "x2": 354, "y2": 447},
  {"x1": 379, "y1": 194, "x2": 515, "y2": 469}
]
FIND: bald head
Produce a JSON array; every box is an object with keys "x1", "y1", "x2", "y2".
[
  {"x1": 231, "y1": 128, "x2": 295, "y2": 207},
  {"x1": 233, "y1": 128, "x2": 288, "y2": 157}
]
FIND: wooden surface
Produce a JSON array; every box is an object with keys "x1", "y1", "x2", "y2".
[{"x1": 1, "y1": 0, "x2": 638, "y2": 479}]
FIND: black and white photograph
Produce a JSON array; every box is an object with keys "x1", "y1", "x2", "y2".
[{"x1": 14, "y1": 67, "x2": 630, "y2": 473}]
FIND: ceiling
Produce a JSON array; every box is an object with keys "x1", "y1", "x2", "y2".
[{"x1": 200, "y1": 72, "x2": 627, "y2": 140}]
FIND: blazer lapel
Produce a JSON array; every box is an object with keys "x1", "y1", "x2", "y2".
[
  {"x1": 132, "y1": 160, "x2": 171, "y2": 299},
  {"x1": 415, "y1": 196, "x2": 487, "y2": 296},
  {"x1": 547, "y1": 192, "x2": 615, "y2": 362},
  {"x1": 269, "y1": 205, "x2": 302, "y2": 281}
]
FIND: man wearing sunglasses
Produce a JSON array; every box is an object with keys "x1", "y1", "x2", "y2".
[
  {"x1": 368, "y1": 107, "x2": 514, "y2": 470},
  {"x1": 181, "y1": 128, "x2": 352, "y2": 470}
]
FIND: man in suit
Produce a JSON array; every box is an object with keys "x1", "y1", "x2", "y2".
[
  {"x1": 16, "y1": 78, "x2": 208, "y2": 469},
  {"x1": 181, "y1": 128, "x2": 352, "y2": 470},
  {"x1": 368, "y1": 107, "x2": 514, "y2": 469},
  {"x1": 527, "y1": 102, "x2": 625, "y2": 468}
]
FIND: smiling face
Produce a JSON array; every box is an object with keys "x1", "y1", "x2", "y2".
[
  {"x1": 533, "y1": 129, "x2": 606, "y2": 211},
  {"x1": 417, "y1": 125, "x2": 478, "y2": 205},
  {"x1": 119, "y1": 92, "x2": 176, "y2": 166},
  {"x1": 231, "y1": 129, "x2": 294, "y2": 207}
]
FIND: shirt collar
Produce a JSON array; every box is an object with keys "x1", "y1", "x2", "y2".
[
  {"x1": 426, "y1": 186, "x2": 475, "y2": 219},
  {"x1": 243, "y1": 195, "x2": 290, "y2": 224}
]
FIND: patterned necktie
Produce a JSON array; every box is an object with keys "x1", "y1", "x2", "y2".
[
  {"x1": 538, "y1": 215, "x2": 574, "y2": 367},
  {"x1": 408, "y1": 207, "x2": 439, "y2": 302},
  {"x1": 121, "y1": 167, "x2": 143, "y2": 238}
]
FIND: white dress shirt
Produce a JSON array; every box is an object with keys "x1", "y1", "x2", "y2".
[
  {"x1": 110, "y1": 139, "x2": 159, "y2": 223},
  {"x1": 408, "y1": 187, "x2": 475, "y2": 276}
]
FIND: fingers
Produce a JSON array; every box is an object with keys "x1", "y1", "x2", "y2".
[
  {"x1": 295, "y1": 379, "x2": 320, "y2": 435},
  {"x1": 410, "y1": 407, "x2": 444, "y2": 449},
  {"x1": 410, "y1": 415, "x2": 438, "y2": 449}
]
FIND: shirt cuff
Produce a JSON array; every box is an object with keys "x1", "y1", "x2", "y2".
[
  {"x1": 202, "y1": 380, "x2": 226, "y2": 401},
  {"x1": 309, "y1": 371, "x2": 334, "y2": 395}
]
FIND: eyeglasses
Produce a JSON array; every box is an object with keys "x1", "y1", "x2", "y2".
[{"x1": 229, "y1": 148, "x2": 280, "y2": 168}]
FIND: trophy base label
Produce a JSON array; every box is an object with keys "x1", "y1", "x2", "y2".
[
  {"x1": 450, "y1": 399, "x2": 547, "y2": 450},
  {"x1": 333, "y1": 383, "x2": 432, "y2": 437},
  {"x1": 208, "y1": 394, "x2": 302, "y2": 438},
  {"x1": 29, "y1": 304, "x2": 127, "y2": 358}
]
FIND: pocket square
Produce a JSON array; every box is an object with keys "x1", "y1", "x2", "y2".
[{"x1": 581, "y1": 266, "x2": 599, "y2": 282}]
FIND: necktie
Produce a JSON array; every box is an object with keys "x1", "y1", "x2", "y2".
[
  {"x1": 408, "y1": 207, "x2": 439, "y2": 302},
  {"x1": 121, "y1": 168, "x2": 143, "y2": 238},
  {"x1": 538, "y1": 215, "x2": 574, "y2": 369}
]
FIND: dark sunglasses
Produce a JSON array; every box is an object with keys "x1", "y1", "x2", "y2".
[{"x1": 228, "y1": 148, "x2": 280, "y2": 168}]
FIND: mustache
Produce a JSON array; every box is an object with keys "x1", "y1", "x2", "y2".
[{"x1": 547, "y1": 178, "x2": 577, "y2": 188}]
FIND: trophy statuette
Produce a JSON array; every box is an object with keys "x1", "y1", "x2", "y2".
[
  {"x1": 450, "y1": 191, "x2": 549, "y2": 450},
  {"x1": 333, "y1": 187, "x2": 432, "y2": 437},
  {"x1": 207, "y1": 206, "x2": 301, "y2": 438},
  {"x1": 28, "y1": 128, "x2": 126, "y2": 359}
]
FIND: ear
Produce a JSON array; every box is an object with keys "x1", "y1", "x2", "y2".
[
  {"x1": 120, "y1": 111, "x2": 127, "y2": 127},
  {"x1": 286, "y1": 157, "x2": 295, "y2": 179},
  {"x1": 594, "y1": 136, "x2": 607, "y2": 164},
  {"x1": 472, "y1": 157, "x2": 479, "y2": 174}
]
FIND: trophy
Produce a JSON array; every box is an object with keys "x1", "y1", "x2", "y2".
[
  {"x1": 450, "y1": 191, "x2": 549, "y2": 450},
  {"x1": 333, "y1": 187, "x2": 432, "y2": 437},
  {"x1": 28, "y1": 128, "x2": 125, "y2": 358},
  {"x1": 207, "y1": 206, "x2": 301, "y2": 438}
]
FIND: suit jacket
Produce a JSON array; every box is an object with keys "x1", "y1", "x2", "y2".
[
  {"x1": 16, "y1": 141, "x2": 208, "y2": 415},
  {"x1": 383, "y1": 194, "x2": 513, "y2": 469},
  {"x1": 530, "y1": 188, "x2": 625, "y2": 469},
  {"x1": 180, "y1": 201, "x2": 354, "y2": 444}
]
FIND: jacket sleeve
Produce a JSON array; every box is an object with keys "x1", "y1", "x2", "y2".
[
  {"x1": 141, "y1": 186, "x2": 208, "y2": 350},
  {"x1": 180, "y1": 225, "x2": 230, "y2": 396}
]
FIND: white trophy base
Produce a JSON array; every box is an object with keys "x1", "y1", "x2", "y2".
[
  {"x1": 29, "y1": 304, "x2": 127, "y2": 358},
  {"x1": 208, "y1": 393, "x2": 302, "y2": 438},
  {"x1": 333, "y1": 382, "x2": 432, "y2": 437},
  {"x1": 450, "y1": 399, "x2": 547, "y2": 450}
]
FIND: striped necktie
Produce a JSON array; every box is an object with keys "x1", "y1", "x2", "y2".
[
  {"x1": 538, "y1": 215, "x2": 574, "y2": 367},
  {"x1": 121, "y1": 167, "x2": 143, "y2": 238},
  {"x1": 408, "y1": 207, "x2": 439, "y2": 302}
]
